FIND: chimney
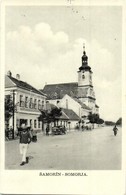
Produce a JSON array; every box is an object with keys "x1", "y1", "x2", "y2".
[
  {"x1": 16, "y1": 74, "x2": 20, "y2": 80},
  {"x1": 7, "y1": 70, "x2": 12, "y2": 77}
]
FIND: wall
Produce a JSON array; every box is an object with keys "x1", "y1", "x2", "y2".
[
  {"x1": 78, "y1": 71, "x2": 93, "y2": 86},
  {"x1": 5, "y1": 87, "x2": 46, "y2": 131}
]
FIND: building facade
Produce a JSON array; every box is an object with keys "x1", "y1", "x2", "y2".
[{"x1": 5, "y1": 71, "x2": 47, "y2": 131}]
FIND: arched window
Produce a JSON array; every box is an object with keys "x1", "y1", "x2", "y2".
[{"x1": 82, "y1": 75, "x2": 85, "y2": 79}]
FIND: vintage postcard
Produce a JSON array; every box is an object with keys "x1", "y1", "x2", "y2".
[{"x1": 0, "y1": 0, "x2": 126, "y2": 194}]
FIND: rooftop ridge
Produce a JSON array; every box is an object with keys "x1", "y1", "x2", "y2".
[
  {"x1": 44, "y1": 82, "x2": 78, "y2": 86},
  {"x1": 7, "y1": 75, "x2": 46, "y2": 96}
]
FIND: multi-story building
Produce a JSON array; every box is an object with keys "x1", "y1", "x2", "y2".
[{"x1": 5, "y1": 71, "x2": 47, "y2": 131}]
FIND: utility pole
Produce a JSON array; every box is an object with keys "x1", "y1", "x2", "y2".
[{"x1": 12, "y1": 90, "x2": 15, "y2": 139}]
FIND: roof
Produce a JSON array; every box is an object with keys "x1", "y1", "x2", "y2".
[
  {"x1": 42, "y1": 103, "x2": 80, "y2": 121},
  {"x1": 41, "y1": 82, "x2": 78, "y2": 100},
  {"x1": 73, "y1": 98, "x2": 91, "y2": 110},
  {"x1": 58, "y1": 111, "x2": 69, "y2": 120},
  {"x1": 62, "y1": 108, "x2": 80, "y2": 121},
  {"x1": 95, "y1": 104, "x2": 99, "y2": 108},
  {"x1": 5, "y1": 75, "x2": 46, "y2": 96}
]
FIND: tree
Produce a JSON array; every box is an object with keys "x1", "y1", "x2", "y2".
[
  {"x1": 105, "y1": 121, "x2": 115, "y2": 126},
  {"x1": 38, "y1": 104, "x2": 62, "y2": 131},
  {"x1": 5, "y1": 95, "x2": 14, "y2": 128},
  {"x1": 116, "y1": 117, "x2": 122, "y2": 126},
  {"x1": 97, "y1": 118, "x2": 104, "y2": 124},
  {"x1": 88, "y1": 113, "x2": 99, "y2": 123},
  {"x1": 88, "y1": 113, "x2": 99, "y2": 129}
]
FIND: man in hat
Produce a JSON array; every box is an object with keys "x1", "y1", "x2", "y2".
[{"x1": 19, "y1": 123, "x2": 31, "y2": 166}]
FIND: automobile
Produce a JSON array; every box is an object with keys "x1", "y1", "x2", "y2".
[
  {"x1": 52, "y1": 126, "x2": 66, "y2": 135},
  {"x1": 84, "y1": 123, "x2": 93, "y2": 130}
]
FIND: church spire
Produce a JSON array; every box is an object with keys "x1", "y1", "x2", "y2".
[
  {"x1": 82, "y1": 43, "x2": 88, "y2": 66},
  {"x1": 78, "y1": 43, "x2": 91, "y2": 72},
  {"x1": 83, "y1": 43, "x2": 86, "y2": 55}
]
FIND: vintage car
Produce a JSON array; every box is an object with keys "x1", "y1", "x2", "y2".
[
  {"x1": 52, "y1": 126, "x2": 66, "y2": 135},
  {"x1": 84, "y1": 123, "x2": 93, "y2": 130}
]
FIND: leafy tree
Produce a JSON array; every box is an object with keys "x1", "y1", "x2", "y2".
[
  {"x1": 88, "y1": 113, "x2": 99, "y2": 123},
  {"x1": 38, "y1": 105, "x2": 62, "y2": 131},
  {"x1": 116, "y1": 117, "x2": 122, "y2": 126},
  {"x1": 88, "y1": 113, "x2": 99, "y2": 128},
  {"x1": 97, "y1": 118, "x2": 104, "y2": 124},
  {"x1": 105, "y1": 121, "x2": 115, "y2": 126},
  {"x1": 5, "y1": 95, "x2": 14, "y2": 128}
]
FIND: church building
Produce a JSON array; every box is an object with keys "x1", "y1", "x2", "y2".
[{"x1": 41, "y1": 45, "x2": 99, "y2": 121}]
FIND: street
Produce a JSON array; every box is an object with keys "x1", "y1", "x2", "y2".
[{"x1": 5, "y1": 126, "x2": 122, "y2": 170}]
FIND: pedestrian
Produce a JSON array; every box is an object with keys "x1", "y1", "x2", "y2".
[
  {"x1": 81, "y1": 125, "x2": 84, "y2": 131},
  {"x1": 32, "y1": 130, "x2": 37, "y2": 142},
  {"x1": 19, "y1": 123, "x2": 31, "y2": 166},
  {"x1": 46, "y1": 125, "x2": 50, "y2": 136},
  {"x1": 113, "y1": 125, "x2": 118, "y2": 136}
]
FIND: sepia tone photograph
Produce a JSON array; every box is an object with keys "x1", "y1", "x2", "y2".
[{"x1": 4, "y1": 1, "x2": 122, "y2": 171}]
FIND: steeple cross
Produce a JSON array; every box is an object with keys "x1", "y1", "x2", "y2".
[{"x1": 83, "y1": 43, "x2": 85, "y2": 51}]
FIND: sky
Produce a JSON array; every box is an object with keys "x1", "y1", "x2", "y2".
[{"x1": 5, "y1": 4, "x2": 122, "y2": 122}]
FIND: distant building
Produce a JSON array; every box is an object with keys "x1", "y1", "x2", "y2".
[
  {"x1": 42, "y1": 102, "x2": 80, "y2": 131},
  {"x1": 5, "y1": 71, "x2": 47, "y2": 131},
  {"x1": 60, "y1": 108, "x2": 80, "y2": 129},
  {"x1": 41, "y1": 46, "x2": 99, "y2": 122}
]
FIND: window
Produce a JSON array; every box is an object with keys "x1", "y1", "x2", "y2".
[
  {"x1": 57, "y1": 100, "x2": 60, "y2": 106},
  {"x1": 30, "y1": 119, "x2": 32, "y2": 127},
  {"x1": 42, "y1": 100, "x2": 44, "y2": 109},
  {"x1": 25, "y1": 96, "x2": 28, "y2": 108},
  {"x1": 29, "y1": 98, "x2": 32, "y2": 108},
  {"x1": 38, "y1": 119, "x2": 41, "y2": 128},
  {"x1": 34, "y1": 99, "x2": 37, "y2": 109},
  {"x1": 82, "y1": 75, "x2": 85, "y2": 79},
  {"x1": 66, "y1": 99, "x2": 68, "y2": 109},
  {"x1": 20, "y1": 95, "x2": 24, "y2": 107},
  {"x1": 38, "y1": 100, "x2": 41, "y2": 110},
  {"x1": 34, "y1": 120, "x2": 37, "y2": 128}
]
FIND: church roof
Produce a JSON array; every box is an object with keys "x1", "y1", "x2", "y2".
[
  {"x1": 41, "y1": 82, "x2": 91, "y2": 111},
  {"x1": 5, "y1": 75, "x2": 46, "y2": 96},
  {"x1": 41, "y1": 82, "x2": 78, "y2": 100},
  {"x1": 73, "y1": 98, "x2": 91, "y2": 110}
]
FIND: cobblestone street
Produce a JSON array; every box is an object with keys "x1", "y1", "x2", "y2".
[{"x1": 5, "y1": 126, "x2": 121, "y2": 170}]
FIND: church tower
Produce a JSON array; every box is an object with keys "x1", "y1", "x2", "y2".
[{"x1": 77, "y1": 44, "x2": 96, "y2": 112}]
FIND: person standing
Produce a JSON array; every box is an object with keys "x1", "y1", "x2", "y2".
[
  {"x1": 19, "y1": 123, "x2": 31, "y2": 166},
  {"x1": 113, "y1": 125, "x2": 118, "y2": 136},
  {"x1": 46, "y1": 125, "x2": 50, "y2": 136}
]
